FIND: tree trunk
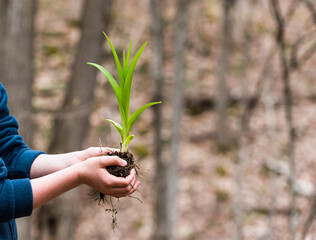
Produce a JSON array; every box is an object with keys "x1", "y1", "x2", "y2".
[
  {"x1": 0, "y1": 0, "x2": 36, "y2": 145},
  {"x1": 36, "y1": 1, "x2": 113, "y2": 239},
  {"x1": 150, "y1": 0, "x2": 168, "y2": 239},
  {"x1": 49, "y1": 0, "x2": 112, "y2": 154},
  {"x1": 0, "y1": 1, "x2": 37, "y2": 240},
  {"x1": 216, "y1": 0, "x2": 235, "y2": 150},
  {"x1": 0, "y1": 1, "x2": 7, "y2": 79},
  {"x1": 233, "y1": 1, "x2": 250, "y2": 239},
  {"x1": 263, "y1": 64, "x2": 278, "y2": 240},
  {"x1": 167, "y1": 0, "x2": 190, "y2": 239},
  {"x1": 270, "y1": 1, "x2": 297, "y2": 239}
]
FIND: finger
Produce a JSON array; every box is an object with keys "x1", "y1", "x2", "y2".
[
  {"x1": 103, "y1": 147, "x2": 120, "y2": 153},
  {"x1": 129, "y1": 181, "x2": 141, "y2": 194},
  {"x1": 100, "y1": 147, "x2": 120, "y2": 155},
  {"x1": 126, "y1": 180, "x2": 140, "y2": 194},
  {"x1": 100, "y1": 156, "x2": 127, "y2": 168},
  {"x1": 104, "y1": 187, "x2": 131, "y2": 197},
  {"x1": 108, "y1": 176, "x2": 137, "y2": 191},
  {"x1": 125, "y1": 169, "x2": 136, "y2": 183},
  {"x1": 107, "y1": 186, "x2": 133, "y2": 194},
  {"x1": 130, "y1": 176, "x2": 136, "y2": 188},
  {"x1": 80, "y1": 147, "x2": 103, "y2": 160},
  {"x1": 105, "y1": 173, "x2": 137, "y2": 191},
  {"x1": 82, "y1": 147, "x2": 119, "y2": 159},
  {"x1": 112, "y1": 181, "x2": 141, "y2": 198},
  {"x1": 104, "y1": 173, "x2": 135, "y2": 188}
]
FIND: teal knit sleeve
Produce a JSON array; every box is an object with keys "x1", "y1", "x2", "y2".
[{"x1": 0, "y1": 158, "x2": 33, "y2": 222}]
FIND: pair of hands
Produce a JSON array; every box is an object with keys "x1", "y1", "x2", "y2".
[
  {"x1": 77, "y1": 147, "x2": 140, "y2": 198},
  {"x1": 30, "y1": 147, "x2": 140, "y2": 206}
]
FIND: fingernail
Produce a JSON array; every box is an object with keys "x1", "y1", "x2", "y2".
[{"x1": 122, "y1": 160, "x2": 127, "y2": 166}]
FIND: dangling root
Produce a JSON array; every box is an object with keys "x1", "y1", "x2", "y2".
[
  {"x1": 91, "y1": 147, "x2": 142, "y2": 229},
  {"x1": 104, "y1": 197, "x2": 118, "y2": 230}
]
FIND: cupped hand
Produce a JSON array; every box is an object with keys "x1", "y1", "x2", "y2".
[{"x1": 77, "y1": 155, "x2": 140, "y2": 198}]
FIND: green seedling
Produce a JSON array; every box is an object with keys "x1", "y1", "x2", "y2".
[{"x1": 88, "y1": 32, "x2": 161, "y2": 153}]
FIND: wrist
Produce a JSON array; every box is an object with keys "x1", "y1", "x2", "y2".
[
  {"x1": 63, "y1": 151, "x2": 82, "y2": 167},
  {"x1": 74, "y1": 161, "x2": 86, "y2": 185}
]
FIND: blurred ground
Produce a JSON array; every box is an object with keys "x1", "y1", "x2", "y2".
[{"x1": 31, "y1": 0, "x2": 316, "y2": 239}]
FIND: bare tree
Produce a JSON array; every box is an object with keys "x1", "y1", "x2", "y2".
[
  {"x1": 0, "y1": 1, "x2": 6, "y2": 79},
  {"x1": 232, "y1": 1, "x2": 250, "y2": 239},
  {"x1": 0, "y1": 1, "x2": 37, "y2": 239},
  {"x1": 150, "y1": 0, "x2": 168, "y2": 239},
  {"x1": 302, "y1": 0, "x2": 316, "y2": 25},
  {"x1": 167, "y1": 0, "x2": 190, "y2": 239},
  {"x1": 216, "y1": 0, "x2": 235, "y2": 150},
  {"x1": 270, "y1": 1, "x2": 297, "y2": 239},
  {"x1": 263, "y1": 64, "x2": 278, "y2": 240},
  {"x1": 0, "y1": 0, "x2": 36, "y2": 145},
  {"x1": 49, "y1": 0, "x2": 112, "y2": 154},
  {"x1": 36, "y1": 1, "x2": 113, "y2": 239},
  {"x1": 297, "y1": 4, "x2": 316, "y2": 237}
]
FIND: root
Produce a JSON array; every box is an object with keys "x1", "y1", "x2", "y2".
[
  {"x1": 128, "y1": 195, "x2": 143, "y2": 204},
  {"x1": 104, "y1": 197, "x2": 118, "y2": 230}
]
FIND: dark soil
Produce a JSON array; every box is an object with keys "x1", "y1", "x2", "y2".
[
  {"x1": 105, "y1": 151, "x2": 137, "y2": 178},
  {"x1": 97, "y1": 150, "x2": 139, "y2": 201}
]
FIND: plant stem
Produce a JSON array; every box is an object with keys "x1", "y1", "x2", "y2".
[{"x1": 121, "y1": 142, "x2": 128, "y2": 153}]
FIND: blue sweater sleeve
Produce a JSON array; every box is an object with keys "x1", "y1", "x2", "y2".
[
  {"x1": 0, "y1": 83, "x2": 45, "y2": 222},
  {"x1": 0, "y1": 83, "x2": 44, "y2": 179},
  {"x1": 0, "y1": 159, "x2": 33, "y2": 222}
]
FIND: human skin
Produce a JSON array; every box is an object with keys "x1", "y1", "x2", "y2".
[{"x1": 30, "y1": 147, "x2": 140, "y2": 209}]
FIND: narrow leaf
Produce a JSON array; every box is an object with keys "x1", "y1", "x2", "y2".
[
  {"x1": 105, "y1": 119, "x2": 124, "y2": 139},
  {"x1": 125, "y1": 135, "x2": 134, "y2": 146},
  {"x1": 126, "y1": 38, "x2": 133, "y2": 70},
  {"x1": 125, "y1": 41, "x2": 147, "y2": 90},
  {"x1": 127, "y1": 101, "x2": 161, "y2": 135},
  {"x1": 87, "y1": 62, "x2": 121, "y2": 103},
  {"x1": 123, "y1": 50, "x2": 127, "y2": 80},
  {"x1": 103, "y1": 32, "x2": 124, "y2": 87},
  {"x1": 122, "y1": 41, "x2": 147, "y2": 118}
]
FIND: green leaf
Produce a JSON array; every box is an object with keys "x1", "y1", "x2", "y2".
[
  {"x1": 87, "y1": 62, "x2": 121, "y2": 103},
  {"x1": 127, "y1": 101, "x2": 161, "y2": 135},
  {"x1": 88, "y1": 34, "x2": 161, "y2": 153},
  {"x1": 105, "y1": 119, "x2": 124, "y2": 139},
  {"x1": 122, "y1": 41, "x2": 147, "y2": 119},
  {"x1": 126, "y1": 38, "x2": 133, "y2": 70},
  {"x1": 125, "y1": 42, "x2": 147, "y2": 90},
  {"x1": 103, "y1": 32, "x2": 124, "y2": 87},
  {"x1": 123, "y1": 50, "x2": 126, "y2": 80},
  {"x1": 125, "y1": 135, "x2": 134, "y2": 146}
]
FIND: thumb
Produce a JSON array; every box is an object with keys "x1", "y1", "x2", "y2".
[{"x1": 100, "y1": 156, "x2": 127, "y2": 167}]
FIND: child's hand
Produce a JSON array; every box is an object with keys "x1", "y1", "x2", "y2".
[
  {"x1": 31, "y1": 147, "x2": 119, "y2": 179},
  {"x1": 31, "y1": 150, "x2": 140, "y2": 209},
  {"x1": 77, "y1": 147, "x2": 119, "y2": 162},
  {"x1": 77, "y1": 155, "x2": 140, "y2": 198}
]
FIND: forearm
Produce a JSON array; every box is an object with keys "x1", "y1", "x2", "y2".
[
  {"x1": 31, "y1": 155, "x2": 139, "y2": 209},
  {"x1": 30, "y1": 152, "x2": 81, "y2": 179},
  {"x1": 31, "y1": 163, "x2": 81, "y2": 209},
  {"x1": 30, "y1": 148, "x2": 111, "y2": 179}
]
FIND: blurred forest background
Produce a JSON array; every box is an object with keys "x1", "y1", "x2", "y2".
[{"x1": 1, "y1": 0, "x2": 316, "y2": 239}]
